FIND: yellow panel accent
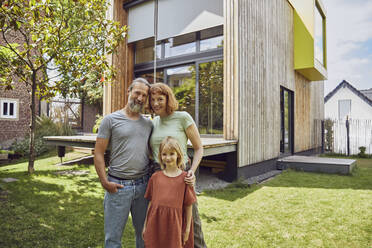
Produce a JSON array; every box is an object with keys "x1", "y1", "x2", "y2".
[
  {"x1": 287, "y1": 0, "x2": 315, "y2": 37},
  {"x1": 296, "y1": 67, "x2": 327, "y2": 81},
  {"x1": 293, "y1": 8, "x2": 327, "y2": 81},
  {"x1": 294, "y1": 10, "x2": 314, "y2": 69}
]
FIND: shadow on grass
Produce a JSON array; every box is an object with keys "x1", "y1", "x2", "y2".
[
  {"x1": 264, "y1": 166, "x2": 372, "y2": 191},
  {"x1": 202, "y1": 162, "x2": 372, "y2": 202},
  {"x1": 202, "y1": 180, "x2": 262, "y2": 201},
  {"x1": 0, "y1": 169, "x2": 137, "y2": 248}
]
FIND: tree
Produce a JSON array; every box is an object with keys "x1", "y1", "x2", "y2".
[{"x1": 0, "y1": 0, "x2": 127, "y2": 173}]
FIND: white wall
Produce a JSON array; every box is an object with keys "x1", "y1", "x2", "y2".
[{"x1": 325, "y1": 86, "x2": 372, "y2": 120}]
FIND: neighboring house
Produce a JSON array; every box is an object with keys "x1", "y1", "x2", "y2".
[
  {"x1": 102, "y1": 0, "x2": 327, "y2": 180},
  {"x1": 0, "y1": 82, "x2": 40, "y2": 148},
  {"x1": 324, "y1": 80, "x2": 372, "y2": 121},
  {"x1": 0, "y1": 87, "x2": 99, "y2": 148},
  {"x1": 324, "y1": 80, "x2": 372, "y2": 155}
]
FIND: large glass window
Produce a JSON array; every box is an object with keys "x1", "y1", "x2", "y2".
[
  {"x1": 315, "y1": 3, "x2": 325, "y2": 65},
  {"x1": 200, "y1": 26, "x2": 223, "y2": 51},
  {"x1": 199, "y1": 60, "x2": 223, "y2": 134},
  {"x1": 134, "y1": 26, "x2": 223, "y2": 135},
  {"x1": 164, "y1": 33, "x2": 196, "y2": 58},
  {"x1": 136, "y1": 71, "x2": 164, "y2": 84},
  {"x1": 135, "y1": 38, "x2": 161, "y2": 64},
  {"x1": 166, "y1": 65, "x2": 196, "y2": 119}
]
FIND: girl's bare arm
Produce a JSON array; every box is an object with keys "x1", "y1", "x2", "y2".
[
  {"x1": 182, "y1": 204, "x2": 193, "y2": 245},
  {"x1": 142, "y1": 201, "x2": 152, "y2": 238}
]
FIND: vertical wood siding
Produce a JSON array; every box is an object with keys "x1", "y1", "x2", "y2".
[
  {"x1": 228, "y1": 0, "x2": 325, "y2": 166},
  {"x1": 294, "y1": 73, "x2": 324, "y2": 152},
  {"x1": 223, "y1": 0, "x2": 239, "y2": 140},
  {"x1": 104, "y1": 0, "x2": 134, "y2": 115},
  {"x1": 235, "y1": 0, "x2": 294, "y2": 166}
]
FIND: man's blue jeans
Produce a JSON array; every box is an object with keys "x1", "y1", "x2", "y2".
[{"x1": 104, "y1": 175, "x2": 149, "y2": 248}]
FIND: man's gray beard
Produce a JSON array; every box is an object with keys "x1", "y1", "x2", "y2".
[{"x1": 128, "y1": 99, "x2": 144, "y2": 113}]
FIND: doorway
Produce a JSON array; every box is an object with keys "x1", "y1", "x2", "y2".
[{"x1": 280, "y1": 87, "x2": 294, "y2": 155}]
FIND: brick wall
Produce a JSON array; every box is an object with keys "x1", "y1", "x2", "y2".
[
  {"x1": 0, "y1": 82, "x2": 40, "y2": 148},
  {"x1": 82, "y1": 103, "x2": 100, "y2": 133}
]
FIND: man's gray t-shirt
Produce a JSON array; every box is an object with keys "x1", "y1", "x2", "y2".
[{"x1": 97, "y1": 110, "x2": 153, "y2": 179}]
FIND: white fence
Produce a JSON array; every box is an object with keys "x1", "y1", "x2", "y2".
[{"x1": 331, "y1": 119, "x2": 372, "y2": 155}]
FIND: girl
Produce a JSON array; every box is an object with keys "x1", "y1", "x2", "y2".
[
  {"x1": 149, "y1": 82, "x2": 207, "y2": 248},
  {"x1": 143, "y1": 136, "x2": 196, "y2": 248}
]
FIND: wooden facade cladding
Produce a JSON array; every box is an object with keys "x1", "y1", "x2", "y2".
[
  {"x1": 294, "y1": 72, "x2": 324, "y2": 152},
  {"x1": 225, "y1": 0, "x2": 325, "y2": 167},
  {"x1": 231, "y1": 0, "x2": 294, "y2": 166},
  {"x1": 103, "y1": 0, "x2": 134, "y2": 115},
  {"x1": 223, "y1": 0, "x2": 239, "y2": 140}
]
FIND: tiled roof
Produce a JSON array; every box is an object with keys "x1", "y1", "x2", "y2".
[{"x1": 360, "y1": 88, "x2": 372, "y2": 101}]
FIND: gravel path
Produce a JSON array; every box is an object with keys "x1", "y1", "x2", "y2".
[{"x1": 196, "y1": 167, "x2": 282, "y2": 192}]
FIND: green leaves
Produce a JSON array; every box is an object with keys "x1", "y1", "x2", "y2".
[{"x1": 0, "y1": 0, "x2": 126, "y2": 101}]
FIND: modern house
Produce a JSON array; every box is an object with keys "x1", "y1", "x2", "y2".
[
  {"x1": 325, "y1": 80, "x2": 372, "y2": 121},
  {"x1": 0, "y1": 81, "x2": 40, "y2": 148},
  {"x1": 99, "y1": 0, "x2": 327, "y2": 180}
]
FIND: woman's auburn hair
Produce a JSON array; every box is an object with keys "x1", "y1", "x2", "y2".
[
  {"x1": 149, "y1": 83, "x2": 178, "y2": 115},
  {"x1": 158, "y1": 136, "x2": 185, "y2": 170}
]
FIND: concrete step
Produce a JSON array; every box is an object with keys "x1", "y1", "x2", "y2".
[{"x1": 277, "y1": 155, "x2": 356, "y2": 175}]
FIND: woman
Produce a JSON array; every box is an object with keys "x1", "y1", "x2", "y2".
[{"x1": 149, "y1": 82, "x2": 207, "y2": 248}]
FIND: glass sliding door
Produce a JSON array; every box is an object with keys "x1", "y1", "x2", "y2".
[
  {"x1": 198, "y1": 60, "x2": 223, "y2": 134},
  {"x1": 165, "y1": 65, "x2": 196, "y2": 120}
]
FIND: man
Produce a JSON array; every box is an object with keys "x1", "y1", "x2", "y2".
[{"x1": 94, "y1": 78, "x2": 152, "y2": 248}]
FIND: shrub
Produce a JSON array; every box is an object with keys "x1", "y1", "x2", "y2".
[
  {"x1": 358, "y1": 146, "x2": 367, "y2": 158},
  {"x1": 324, "y1": 118, "x2": 334, "y2": 151},
  {"x1": 0, "y1": 150, "x2": 14, "y2": 154},
  {"x1": 93, "y1": 114, "x2": 103, "y2": 133},
  {"x1": 10, "y1": 115, "x2": 76, "y2": 158}
]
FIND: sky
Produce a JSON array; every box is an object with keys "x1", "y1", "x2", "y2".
[{"x1": 323, "y1": 0, "x2": 372, "y2": 95}]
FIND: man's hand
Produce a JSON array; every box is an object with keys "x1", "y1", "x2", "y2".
[
  {"x1": 184, "y1": 169, "x2": 195, "y2": 186},
  {"x1": 102, "y1": 181, "x2": 124, "y2": 193},
  {"x1": 182, "y1": 230, "x2": 190, "y2": 245}
]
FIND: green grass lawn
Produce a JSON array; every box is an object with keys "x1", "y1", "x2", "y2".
[{"x1": 0, "y1": 153, "x2": 371, "y2": 248}]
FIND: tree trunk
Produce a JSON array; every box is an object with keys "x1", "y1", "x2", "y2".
[{"x1": 28, "y1": 71, "x2": 37, "y2": 174}]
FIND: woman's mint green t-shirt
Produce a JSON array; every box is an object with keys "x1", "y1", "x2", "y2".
[{"x1": 150, "y1": 111, "x2": 195, "y2": 164}]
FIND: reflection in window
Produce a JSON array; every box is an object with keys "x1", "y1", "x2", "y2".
[
  {"x1": 315, "y1": 4, "x2": 324, "y2": 65},
  {"x1": 199, "y1": 60, "x2": 223, "y2": 134},
  {"x1": 200, "y1": 25, "x2": 223, "y2": 51},
  {"x1": 136, "y1": 71, "x2": 164, "y2": 84},
  {"x1": 135, "y1": 38, "x2": 161, "y2": 64},
  {"x1": 164, "y1": 33, "x2": 196, "y2": 58},
  {"x1": 338, "y1": 99, "x2": 351, "y2": 120},
  {"x1": 166, "y1": 65, "x2": 196, "y2": 119}
]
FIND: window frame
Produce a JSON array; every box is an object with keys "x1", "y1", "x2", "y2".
[
  {"x1": 314, "y1": 0, "x2": 326, "y2": 66},
  {"x1": 0, "y1": 98, "x2": 19, "y2": 120},
  {"x1": 338, "y1": 99, "x2": 351, "y2": 120},
  {"x1": 134, "y1": 27, "x2": 224, "y2": 136}
]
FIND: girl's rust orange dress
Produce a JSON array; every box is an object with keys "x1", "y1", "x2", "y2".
[{"x1": 143, "y1": 171, "x2": 197, "y2": 248}]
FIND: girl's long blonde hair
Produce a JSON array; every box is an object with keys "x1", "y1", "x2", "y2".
[{"x1": 158, "y1": 136, "x2": 185, "y2": 170}]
